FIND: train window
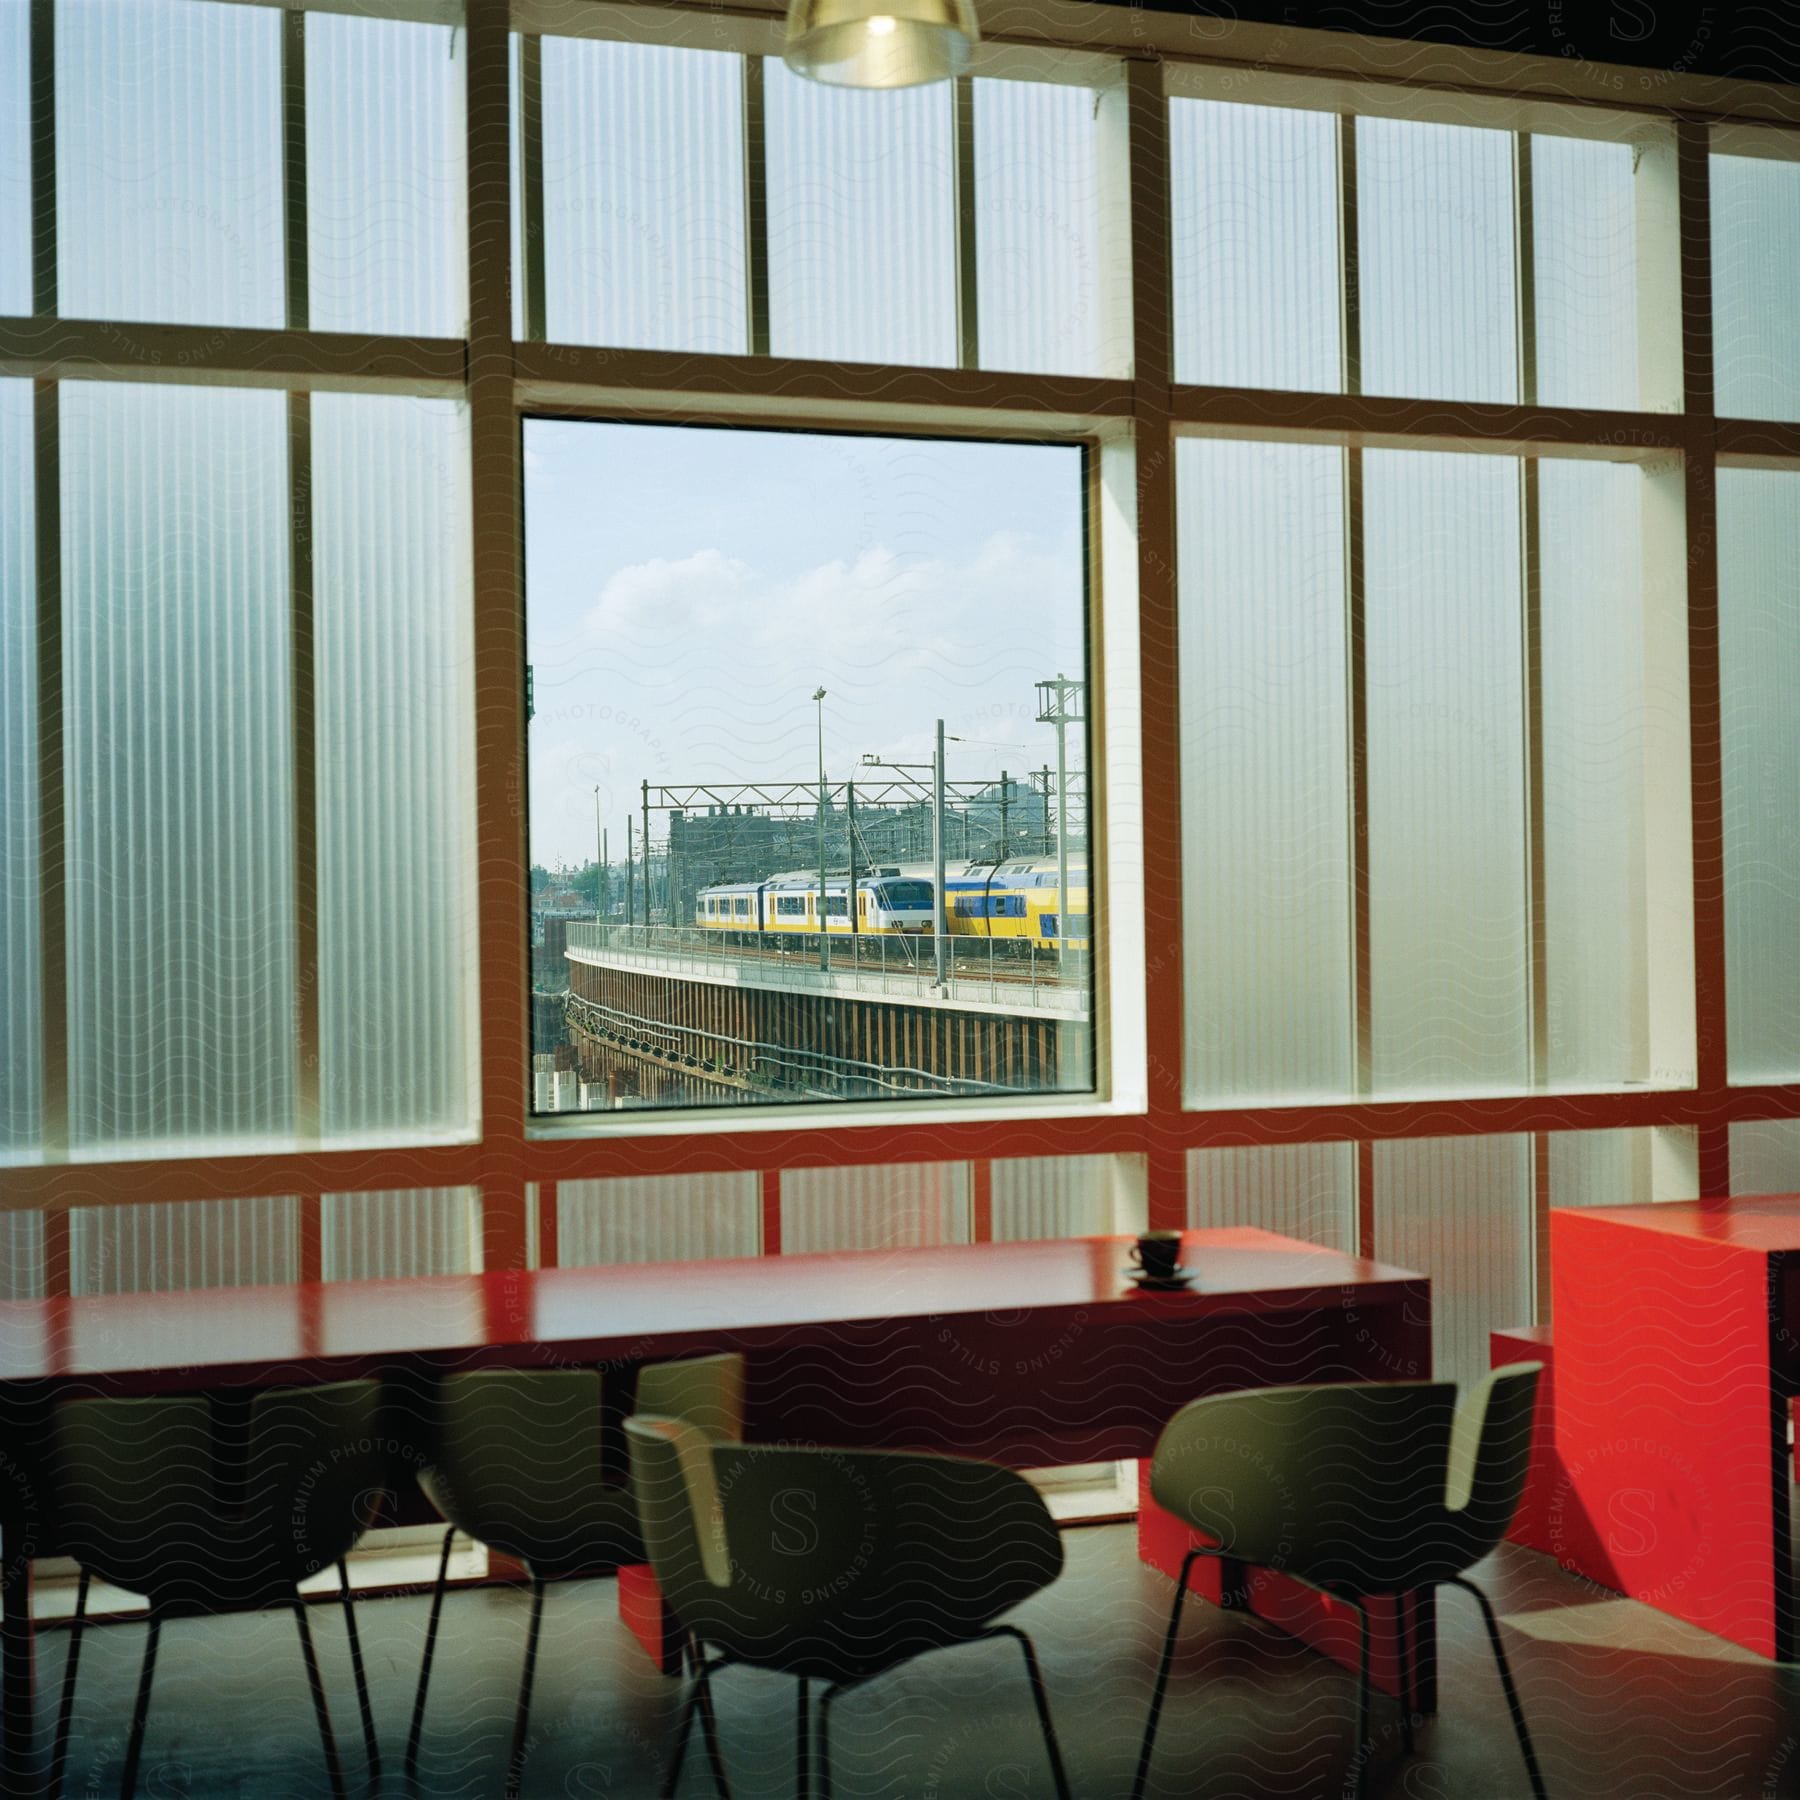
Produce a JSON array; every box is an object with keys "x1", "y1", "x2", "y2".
[{"x1": 525, "y1": 418, "x2": 1092, "y2": 1116}]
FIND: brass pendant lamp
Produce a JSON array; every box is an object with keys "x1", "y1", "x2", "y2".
[{"x1": 782, "y1": 0, "x2": 981, "y2": 88}]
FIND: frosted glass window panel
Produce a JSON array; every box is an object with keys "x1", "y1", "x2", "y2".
[
  {"x1": 322, "y1": 1188, "x2": 480, "y2": 1280},
  {"x1": 1358, "y1": 117, "x2": 1517, "y2": 404},
  {"x1": 306, "y1": 13, "x2": 467, "y2": 338},
  {"x1": 554, "y1": 1174, "x2": 761, "y2": 1265},
  {"x1": 990, "y1": 1154, "x2": 1144, "y2": 1240},
  {"x1": 1540, "y1": 459, "x2": 1648, "y2": 1087},
  {"x1": 1730, "y1": 1121, "x2": 1800, "y2": 1197},
  {"x1": 314, "y1": 394, "x2": 477, "y2": 1138},
  {"x1": 56, "y1": 0, "x2": 282, "y2": 328},
  {"x1": 0, "y1": 380, "x2": 36, "y2": 1153},
  {"x1": 0, "y1": 1211, "x2": 43, "y2": 1300},
  {"x1": 0, "y1": 0, "x2": 27, "y2": 316},
  {"x1": 1186, "y1": 1143, "x2": 1357, "y2": 1253},
  {"x1": 1374, "y1": 1135, "x2": 1532, "y2": 1385},
  {"x1": 70, "y1": 1196, "x2": 299, "y2": 1296},
  {"x1": 1712, "y1": 154, "x2": 1800, "y2": 422},
  {"x1": 781, "y1": 1162, "x2": 971, "y2": 1254},
  {"x1": 974, "y1": 78, "x2": 1106, "y2": 377},
  {"x1": 1720, "y1": 469, "x2": 1800, "y2": 1081},
  {"x1": 765, "y1": 57, "x2": 955, "y2": 367},
  {"x1": 1170, "y1": 99, "x2": 1341, "y2": 392},
  {"x1": 1367, "y1": 451, "x2": 1528, "y2": 1094},
  {"x1": 62, "y1": 383, "x2": 294, "y2": 1150},
  {"x1": 541, "y1": 38, "x2": 746, "y2": 354},
  {"x1": 1531, "y1": 135, "x2": 1638, "y2": 411},
  {"x1": 1179, "y1": 439, "x2": 1352, "y2": 1101},
  {"x1": 1547, "y1": 1128, "x2": 1652, "y2": 1210}
]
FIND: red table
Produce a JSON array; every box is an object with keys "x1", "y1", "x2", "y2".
[
  {"x1": 1551, "y1": 1198, "x2": 1800, "y2": 1660},
  {"x1": 0, "y1": 1228, "x2": 1431, "y2": 1789}
]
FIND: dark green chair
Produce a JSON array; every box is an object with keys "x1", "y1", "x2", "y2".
[
  {"x1": 1131, "y1": 1363, "x2": 1547, "y2": 1800},
  {"x1": 405, "y1": 1352, "x2": 745, "y2": 1796},
  {"x1": 49, "y1": 1381, "x2": 386, "y2": 1800},
  {"x1": 627, "y1": 1414, "x2": 1072, "y2": 1800}
]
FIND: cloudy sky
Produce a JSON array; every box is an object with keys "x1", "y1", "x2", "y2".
[{"x1": 525, "y1": 421, "x2": 1087, "y2": 869}]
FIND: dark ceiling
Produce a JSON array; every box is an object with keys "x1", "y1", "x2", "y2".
[{"x1": 1091, "y1": 1, "x2": 1800, "y2": 89}]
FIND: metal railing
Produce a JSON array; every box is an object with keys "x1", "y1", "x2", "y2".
[{"x1": 563, "y1": 921, "x2": 1090, "y2": 1015}]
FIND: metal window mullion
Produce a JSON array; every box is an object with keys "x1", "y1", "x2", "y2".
[
  {"x1": 1514, "y1": 132, "x2": 1536, "y2": 408},
  {"x1": 289, "y1": 391, "x2": 319, "y2": 1142},
  {"x1": 742, "y1": 53, "x2": 770, "y2": 357},
  {"x1": 30, "y1": 0, "x2": 54, "y2": 317},
  {"x1": 1521, "y1": 458, "x2": 1546, "y2": 1086},
  {"x1": 283, "y1": 7, "x2": 309, "y2": 331},
  {"x1": 34, "y1": 378, "x2": 66, "y2": 1157},
  {"x1": 1338, "y1": 112, "x2": 1359, "y2": 398},
  {"x1": 519, "y1": 33, "x2": 546, "y2": 343},
  {"x1": 954, "y1": 74, "x2": 978, "y2": 370},
  {"x1": 1345, "y1": 445, "x2": 1369, "y2": 1101}
]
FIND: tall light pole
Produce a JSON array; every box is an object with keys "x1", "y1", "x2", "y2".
[
  {"x1": 1036, "y1": 674, "x2": 1085, "y2": 953},
  {"x1": 814, "y1": 687, "x2": 829, "y2": 971},
  {"x1": 593, "y1": 786, "x2": 604, "y2": 926},
  {"x1": 933, "y1": 718, "x2": 947, "y2": 989}
]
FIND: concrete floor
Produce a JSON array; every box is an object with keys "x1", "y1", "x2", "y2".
[{"x1": 36, "y1": 1524, "x2": 1800, "y2": 1799}]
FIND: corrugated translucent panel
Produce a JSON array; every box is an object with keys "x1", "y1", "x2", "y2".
[
  {"x1": 1720, "y1": 468, "x2": 1800, "y2": 1081},
  {"x1": 322, "y1": 1188, "x2": 480, "y2": 1280},
  {"x1": 1531, "y1": 135, "x2": 1638, "y2": 411},
  {"x1": 542, "y1": 38, "x2": 745, "y2": 354},
  {"x1": 1730, "y1": 1121, "x2": 1800, "y2": 1197},
  {"x1": 56, "y1": 0, "x2": 282, "y2": 327},
  {"x1": 554, "y1": 1174, "x2": 760, "y2": 1266},
  {"x1": 1170, "y1": 99, "x2": 1341, "y2": 392},
  {"x1": 0, "y1": 0, "x2": 27, "y2": 316},
  {"x1": 70, "y1": 1196, "x2": 298, "y2": 1296},
  {"x1": 1358, "y1": 117, "x2": 1517, "y2": 405},
  {"x1": 61, "y1": 383, "x2": 294, "y2": 1150},
  {"x1": 306, "y1": 12, "x2": 466, "y2": 338},
  {"x1": 314, "y1": 394, "x2": 476, "y2": 1137},
  {"x1": 1547, "y1": 1128, "x2": 1652, "y2": 1210},
  {"x1": 1178, "y1": 438, "x2": 1351, "y2": 1102},
  {"x1": 1540, "y1": 459, "x2": 1648, "y2": 1087},
  {"x1": 0, "y1": 1211, "x2": 44, "y2": 1299},
  {"x1": 781, "y1": 1161, "x2": 970, "y2": 1254},
  {"x1": 765, "y1": 56, "x2": 954, "y2": 367},
  {"x1": 1373, "y1": 1135, "x2": 1532, "y2": 1387},
  {"x1": 0, "y1": 379, "x2": 36, "y2": 1153},
  {"x1": 1712, "y1": 154, "x2": 1800, "y2": 422},
  {"x1": 989, "y1": 1154, "x2": 1143, "y2": 1241},
  {"x1": 1185, "y1": 1143, "x2": 1356, "y2": 1253},
  {"x1": 1366, "y1": 451, "x2": 1527, "y2": 1095},
  {"x1": 973, "y1": 78, "x2": 1105, "y2": 377}
]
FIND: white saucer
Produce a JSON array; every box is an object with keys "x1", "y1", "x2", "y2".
[{"x1": 1123, "y1": 1265, "x2": 1195, "y2": 1291}]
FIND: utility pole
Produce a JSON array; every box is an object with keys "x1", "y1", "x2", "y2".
[
  {"x1": 1036, "y1": 674, "x2": 1085, "y2": 952},
  {"x1": 594, "y1": 787, "x2": 603, "y2": 923},
  {"x1": 933, "y1": 718, "x2": 947, "y2": 987},
  {"x1": 847, "y1": 779, "x2": 858, "y2": 935},
  {"x1": 814, "y1": 688, "x2": 829, "y2": 970},
  {"x1": 602, "y1": 827, "x2": 608, "y2": 922},
  {"x1": 999, "y1": 769, "x2": 1009, "y2": 860},
  {"x1": 642, "y1": 781, "x2": 651, "y2": 925},
  {"x1": 626, "y1": 816, "x2": 634, "y2": 926}
]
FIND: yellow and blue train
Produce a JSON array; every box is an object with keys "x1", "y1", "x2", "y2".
[{"x1": 695, "y1": 858, "x2": 1089, "y2": 949}]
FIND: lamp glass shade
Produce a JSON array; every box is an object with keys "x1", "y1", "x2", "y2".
[{"x1": 782, "y1": 0, "x2": 980, "y2": 88}]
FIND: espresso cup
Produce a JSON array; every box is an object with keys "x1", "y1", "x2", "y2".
[{"x1": 1131, "y1": 1231, "x2": 1183, "y2": 1281}]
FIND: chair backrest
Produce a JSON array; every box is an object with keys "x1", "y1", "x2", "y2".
[
  {"x1": 246, "y1": 1380, "x2": 386, "y2": 1585},
  {"x1": 634, "y1": 1352, "x2": 745, "y2": 1444},
  {"x1": 1150, "y1": 1382, "x2": 1460, "y2": 1597},
  {"x1": 1443, "y1": 1361, "x2": 1542, "y2": 1568},
  {"x1": 428, "y1": 1367, "x2": 607, "y2": 1560},
  {"x1": 628, "y1": 1418, "x2": 1063, "y2": 1676}
]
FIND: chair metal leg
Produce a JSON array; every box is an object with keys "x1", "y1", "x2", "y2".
[
  {"x1": 1130, "y1": 1545, "x2": 1207, "y2": 1800},
  {"x1": 1394, "y1": 1593, "x2": 1415, "y2": 1755},
  {"x1": 49, "y1": 1569, "x2": 90, "y2": 1800},
  {"x1": 695, "y1": 1654, "x2": 732, "y2": 1797},
  {"x1": 338, "y1": 1560, "x2": 381, "y2": 1783},
  {"x1": 661, "y1": 1646, "x2": 705, "y2": 1800},
  {"x1": 815, "y1": 1682, "x2": 834, "y2": 1800},
  {"x1": 995, "y1": 1626, "x2": 1073, "y2": 1800},
  {"x1": 504, "y1": 1576, "x2": 547, "y2": 1800},
  {"x1": 294, "y1": 1601, "x2": 349, "y2": 1800},
  {"x1": 1350, "y1": 1598, "x2": 1371, "y2": 1800},
  {"x1": 118, "y1": 1614, "x2": 161, "y2": 1800},
  {"x1": 1446, "y1": 1576, "x2": 1549, "y2": 1800},
  {"x1": 796, "y1": 1676, "x2": 811, "y2": 1800},
  {"x1": 404, "y1": 1525, "x2": 456, "y2": 1785}
]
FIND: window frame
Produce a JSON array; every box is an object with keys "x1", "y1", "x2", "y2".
[{"x1": 0, "y1": 0, "x2": 1795, "y2": 1306}]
